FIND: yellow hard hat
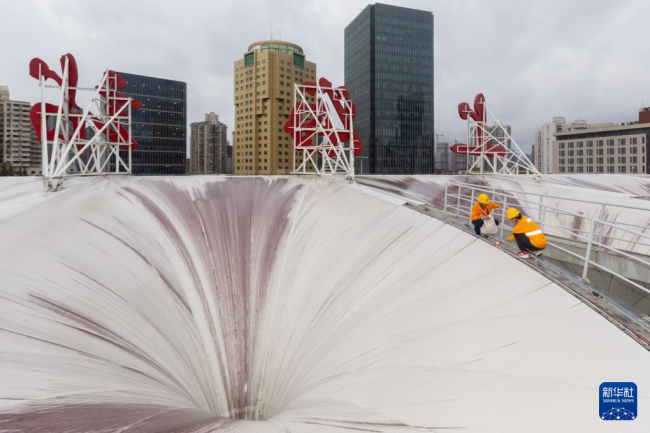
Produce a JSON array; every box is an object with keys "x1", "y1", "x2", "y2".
[
  {"x1": 478, "y1": 194, "x2": 490, "y2": 204},
  {"x1": 507, "y1": 208, "x2": 521, "y2": 219}
]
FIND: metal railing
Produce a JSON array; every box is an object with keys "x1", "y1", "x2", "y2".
[{"x1": 443, "y1": 181, "x2": 650, "y2": 296}]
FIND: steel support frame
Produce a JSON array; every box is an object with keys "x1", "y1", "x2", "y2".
[
  {"x1": 461, "y1": 100, "x2": 542, "y2": 181},
  {"x1": 38, "y1": 58, "x2": 135, "y2": 191},
  {"x1": 291, "y1": 82, "x2": 355, "y2": 179}
]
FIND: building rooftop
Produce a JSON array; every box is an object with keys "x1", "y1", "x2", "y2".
[
  {"x1": 247, "y1": 40, "x2": 303, "y2": 54},
  {"x1": 0, "y1": 175, "x2": 648, "y2": 431}
]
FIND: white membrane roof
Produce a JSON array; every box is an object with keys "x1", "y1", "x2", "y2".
[{"x1": 0, "y1": 175, "x2": 648, "y2": 432}]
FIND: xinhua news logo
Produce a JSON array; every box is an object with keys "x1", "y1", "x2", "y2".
[{"x1": 599, "y1": 382, "x2": 637, "y2": 421}]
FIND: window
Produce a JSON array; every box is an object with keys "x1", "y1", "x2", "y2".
[
  {"x1": 597, "y1": 166, "x2": 604, "y2": 173},
  {"x1": 559, "y1": 143, "x2": 565, "y2": 149},
  {"x1": 568, "y1": 142, "x2": 574, "y2": 148},
  {"x1": 293, "y1": 53, "x2": 305, "y2": 68},
  {"x1": 244, "y1": 52, "x2": 254, "y2": 67},
  {"x1": 619, "y1": 166, "x2": 626, "y2": 173},
  {"x1": 618, "y1": 156, "x2": 626, "y2": 164},
  {"x1": 607, "y1": 139, "x2": 615, "y2": 146},
  {"x1": 618, "y1": 147, "x2": 626, "y2": 155},
  {"x1": 597, "y1": 140, "x2": 604, "y2": 147}
]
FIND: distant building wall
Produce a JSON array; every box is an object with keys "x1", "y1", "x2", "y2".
[
  {"x1": 434, "y1": 142, "x2": 449, "y2": 173},
  {"x1": 489, "y1": 123, "x2": 511, "y2": 149},
  {"x1": 190, "y1": 112, "x2": 228, "y2": 174},
  {"x1": 534, "y1": 117, "x2": 565, "y2": 174},
  {"x1": 553, "y1": 110, "x2": 650, "y2": 174},
  {"x1": 226, "y1": 145, "x2": 233, "y2": 174},
  {"x1": 434, "y1": 142, "x2": 467, "y2": 173},
  {"x1": 0, "y1": 86, "x2": 41, "y2": 175}
]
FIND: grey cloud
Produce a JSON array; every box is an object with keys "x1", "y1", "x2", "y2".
[{"x1": 1, "y1": 0, "x2": 648, "y2": 154}]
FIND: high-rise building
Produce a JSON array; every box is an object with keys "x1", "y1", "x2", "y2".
[
  {"x1": 345, "y1": 3, "x2": 434, "y2": 174},
  {"x1": 553, "y1": 109, "x2": 650, "y2": 174},
  {"x1": 534, "y1": 117, "x2": 565, "y2": 173},
  {"x1": 0, "y1": 86, "x2": 41, "y2": 175},
  {"x1": 233, "y1": 40, "x2": 317, "y2": 174},
  {"x1": 190, "y1": 112, "x2": 228, "y2": 174},
  {"x1": 116, "y1": 72, "x2": 187, "y2": 175}
]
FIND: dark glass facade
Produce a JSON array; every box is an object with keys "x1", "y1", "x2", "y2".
[
  {"x1": 117, "y1": 72, "x2": 187, "y2": 175},
  {"x1": 345, "y1": 3, "x2": 434, "y2": 174}
]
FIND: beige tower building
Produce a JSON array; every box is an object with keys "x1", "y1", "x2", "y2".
[
  {"x1": 0, "y1": 86, "x2": 41, "y2": 175},
  {"x1": 190, "y1": 112, "x2": 229, "y2": 174},
  {"x1": 233, "y1": 40, "x2": 316, "y2": 174}
]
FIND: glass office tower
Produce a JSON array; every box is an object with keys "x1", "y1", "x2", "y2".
[
  {"x1": 345, "y1": 3, "x2": 434, "y2": 174},
  {"x1": 117, "y1": 72, "x2": 187, "y2": 175}
]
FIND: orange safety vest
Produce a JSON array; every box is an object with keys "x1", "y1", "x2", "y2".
[
  {"x1": 471, "y1": 202, "x2": 500, "y2": 221},
  {"x1": 508, "y1": 215, "x2": 547, "y2": 249}
]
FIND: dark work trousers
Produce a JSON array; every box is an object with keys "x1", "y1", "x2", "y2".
[
  {"x1": 514, "y1": 233, "x2": 543, "y2": 252},
  {"x1": 472, "y1": 218, "x2": 499, "y2": 235}
]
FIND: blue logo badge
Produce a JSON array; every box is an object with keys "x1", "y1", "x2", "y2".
[{"x1": 600, "y1": 382, "x2": 637, "y2": 420}]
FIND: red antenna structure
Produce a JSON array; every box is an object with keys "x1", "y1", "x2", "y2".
[
  {"x1": 284, "y1": 78, "x2": 362, "y2": 179},
  {"x1": 451, "y1": 93, "x2": 541, "y2": 181},
  {"x1": 29, "y1": 53, "x2": 140, "y2": 191}
]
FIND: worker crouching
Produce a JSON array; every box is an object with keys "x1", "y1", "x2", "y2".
[
  {"x1": 471, "y1": 194, "x2": 500, "y2": 237},
  {"x1": 506, "y1": 208, "x2": 547, "y2": 259}
]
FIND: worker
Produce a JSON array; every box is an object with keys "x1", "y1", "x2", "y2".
[
  {"x1": 506, "y1": 208, "x2": 547, "y2": 258},
  {"x1": 471, "y1": 193, "x2": 500, "y2": 236}
]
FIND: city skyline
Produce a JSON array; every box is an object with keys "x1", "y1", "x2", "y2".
[{"x1": 1, "y1": 0, "x2": 649, "y2": 155}]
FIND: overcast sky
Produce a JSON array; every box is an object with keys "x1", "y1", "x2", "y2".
[{"x1": 2, "y1": 0, "x2": 649, "y2": 153}]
